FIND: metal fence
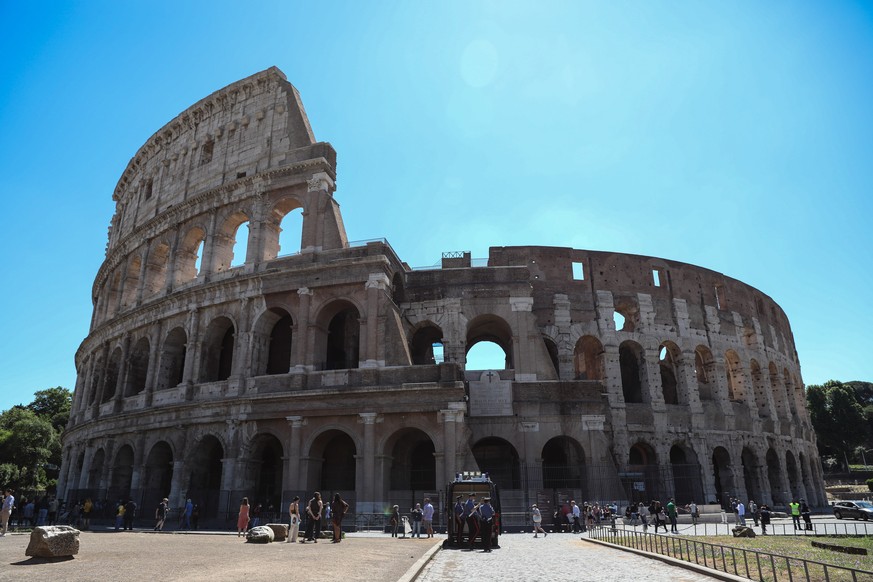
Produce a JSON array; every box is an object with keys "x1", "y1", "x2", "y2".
[
  {"x1": 613, "y1": 520, "x2": 873, "y2": 537},
  {"x1": 589, "y1": 525, "x2": 873, "y2": 582}
]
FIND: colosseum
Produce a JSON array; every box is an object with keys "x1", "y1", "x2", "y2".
[{"x1": 59, "y1": 67, "x2": 825, "y2": 526}]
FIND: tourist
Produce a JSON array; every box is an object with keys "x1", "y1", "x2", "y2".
[
  {"x1": 667, "y1": 498, "x2": 678, "y2": 533},
  {"x1": 331, "y1": 493, "x2": 348, "y2": 543},
  {"x1": 390, "y1": 504, "x2": 400, "y2": 538},
  {"x1": 800, "y1": 500, "x2": 812, "y2": 531},
  {"x1": 749, "y1": 500, "x2": 759, "y2": 527},
  {"x1": 0, "y1": 488, "x2": 14, "y2": 536},
  {"x1": 422, "y1": 498, "x2": 434, "y2": 538},
  {"x1": 70, "y1": 500, "x2": 80, "y2": 527},
  {"x1": 410, "y1": 503, "x2": 423, "y2": 538},
  {"x1": 688, "y1": 501, "x2": 699, "y2": 526},
  {"x1": 571, "y1": 500, "x2": 582, "y2": 533},
  {"x1": 736, "y1": 499, "x2": 746, "y2": 526},
  {"x1": 287, "y1": 496, "x2": 300, "y2": 543},
  {"x1": 115, "y1": 500, "x2": 125, "y2": 530},
  {"x1": 760, "y1": 504, "x2": 771, "y2": 535},
  {"x1": 124, "y1": 498, "x2": 137, "y2": 530},
  {"x1": 237, "y1": 497, "x2": 250, "y2": 537},
  {"x1": 322, "y1": 500, "x2": 331, "y2": 536},
  {"x1": 23, "y1": 499, "x2": 35, "y2": 527},
  {"x1": 479, "y1": 497, "x2": 494, "y2": 552},
  {"x1": 183, "y1": 498, "x2": 194, "y2": 530},
  {"x1": 82, "y1": 497, "x2": 93, "y2": 530},
  {"x1": 155, "y1": 497, "x2": 168, "y2": 531},
  {"x1": 638, "y1": 502, "x2": 649, "y2": 531},
  {"x1": 531, "y1": 504, "x2": 547, "y2": 537},
  {"x1": 302, "y1": 491, "x2": 322, "y2": 543}
]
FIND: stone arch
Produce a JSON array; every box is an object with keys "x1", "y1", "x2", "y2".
[
  {"x1": 724, "y1": 350, "x2": 746, "y2": 402},
  {"x1": 175, "y1": 225, "x2": 206, "y2": 284},
  {"x1": 741, "y1": 447, "x2": 762, "y2": 504},
  {"x1": 466, "y1": 314, "x2": 514, "y2": 370},
  {"x1": 670, "y1": 443, "x2": 702, "y2": 503},
  {"x1": 385, "y1": 428, "x2": 436, "y2": 491},
  {"x1": 472, "y1": 437, "x2": 520, "y2": 489},
  {"x1": 712, "y1": 446, "x2": 734, "y2": 508},
  {"x1": 187, "y1": 434, "x2": 225, "y2": 517},
  {"x1": 157, "y1": 327, "x2": 186, "y2": 390},
  {"x1": 574, "y1": 335, "x2": 604, "y2": 380},
  {"x1": 628, "y1": 441, "x2": 661, "y2": 502},
  {"x1": 619, "y1": 340, "x2": 646, "y2": 403},
  {"x1": 766, "y1": 448, "x2": 786, "y2": 506},
  {"x1": 102, "y1": 346, "x2": 123, "y2": 404},
  {"x1": 541, "y1": 436, "x2": 586, "y2": 490},
  {"x1": 315, "y1": 299, "x2": 361, "y2": 370},
  {"x1": 144, "y1": 240, "x2": 171, "y2": 297},
  {"x1": 248, "y1": 433, "x2": 284, "y2": 507},
  {"x1": 125, "y1": 336, "x2": 150, "y2": 397},
  {"x1": 200, "y1": 316, "x2": 236, "y2": 382},
  {"x1": 410, "y1": 323, "x2": 444, "y2": 366},
  {"x1": 265, "y1": 195, "x2": 305, "y2": 260},
  {"x1": 786, "y1": 450, "x2": 800, "y2": 499},
  {"x1": 658, "y1": 341, "x2": 681, "y2": 405},
  {"x1": 749, "y1": 359, "x2": 770, "y2": 418},
  {"x1": 88, "y1": 448, "x2": 106, "y2": 490},
  {"x1": 251, "y1": 307, "x2": 293, "y2": 376},
  {"x1": 694, "y1": 345, "x2": 716, "y2": 401},
  {"x1": 109, "y1": 444, "x2": 135, "y2": 500},
  {"x1": 308, "y1": 429, "x2": 356, "y2": 492},
  {"x1": 120, "y1": 254, "x2": 142, "y2": 309},
  {"x1": 143, "y1": 441, "x2": 174, "y2": 511},
  {"x1": 213, "y1": 210, "x2": 251, "y2": 272}
]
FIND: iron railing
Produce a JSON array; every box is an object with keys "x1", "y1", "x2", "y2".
[
  {"x1": 589, "y1": 525, "x2": 873, "y2": 582},
  {"x1": 612, "y1": 520, "x2": 873, "y2": 537}
]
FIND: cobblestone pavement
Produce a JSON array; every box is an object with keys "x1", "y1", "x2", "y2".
[{"x1": 417, "y1": 532, "x2": 723, "y2": 582}]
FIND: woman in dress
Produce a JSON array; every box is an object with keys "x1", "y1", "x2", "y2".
[
  {"x1": 237, "y1": 497, "x2": 250, "y2": 537},
  {"x1": 331, "y1": 493, "x2": 349, "y2": 543},
  {"x1": 287, "y1": 496, "x2": 300, "y2": 543},
  {"x1": 531, "y1": 504, "x2": 547, "y2": 537}
]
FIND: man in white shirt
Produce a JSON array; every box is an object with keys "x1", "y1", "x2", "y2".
[
  {"x1": 0, "y1": 489, "x2": 14, "y2": 536},
  {"x1": 737, "y1": 500, "x2": 746, "y2": 526},
  {"x1": 422, "y1": 498, "x2": 435, "y2": 538},
  {"x1": 570, "y1": 500, "x2": 582, "y2": 533}
]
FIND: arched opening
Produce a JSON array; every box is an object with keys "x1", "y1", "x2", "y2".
[
  {"x1": 309, "y1": 430, "x2": 356, "y2": 492},
  {"x1": 626, "y1": 442, "x2": 660, "y2": 502},
  {"x1": 695, "y1": 346, "x2": 716, "y2": 401},
  {"x1": 109, "y1": 445, "x2": 134, "y2": 502},
  {"x1": 410, "y1": 324, "x2": 444, "y2": 365},
  {"x1": 542, "y1": 436, "x2": 586, "y2": 490},
  {"x1": 200, "y1": 317, "x2": 235, "y2": 382},
  {"x1": 125, "y1": 337, "x2": 150, "y2": 397},
  {"x1": 143, "y1": 441, "x2": 174, "y2": 514},
  {"x1": 766, "y1": 448, "x2": 785, "y2": 506},
  {"x1": 472, "y1": 437, "x2": 520, "y2": 489},
  {"x1": 104, "y1": 269, "x2": 123, "y2": 320},
  {"x1": 619, "y1": 341, "x2": 645, "y2": 403},
  {"x1": 725, "y1": 350, "x2": 746, "y2": 402},
  {"x1": 543, "y1": 336, "x2": 560, "y2": 378},
  {"x1": 466, "y1": 315, "x2": 513, "y2": 370},
  {"x1": 230, "y1": 222, "x2": 250, "y2": 268},
  {"x1": 750, "y1": 360, "x2": 770, "y2": 418},
  {"x1": 88, "y1": 448, "x2": 106, "y2": 491},
  {"x1": 251, "y1": 434, "x2": 284, "y2": 508},
  {"x1": 392, "y1": 272, "x2": 405, "y2": 304},
  {"x1": 187, "y1": 435, "x2": 224, "y2": 518},
  {"x1": 213, "y1": 211, "x2": 250, "y2": 272},
  {"x1": 319, "y1": 301, "x2": 360, "y2": 370},
  {"x1": 102, "y1": 347, "x2": 122, "y2": 404},
  {"x1": 88, "y1": 353, "x2": 104, "y2": 405},
  {"x1": 157, "y1": 327, "x2": 186, "y2": 390},
  {"x1": 741, "y1": 447, "x2": 762, "y2": 504},
  {"x1": 670, "y1": 445, "x2": 703, "y2": 504},
  {"x1": 175, "y1": 226, "x2": 206, "y2": 284},
  {"x1": 659, "y1": 343, "x2": 680, "y2": 405},
  {"x1": 574, "y1": 335, "x2": 604, "y2": 381},
  {"x1": 120, "y1": 255, "x2": 142, "y2": 309},
  {"x1": 266, "y1": 197, "x2": 304, "y2": 260},
  {"x1": 387, "y1": 428, "x2": 436, "y2": 491},
  {"x1": 250, "y1": 308, "x2": 294, "y2": 376},
  {"x1": 613, "y1": 298, "x2": 638, "y2": 332},
  {"x1": 783, "y1": 369, "x2": 797, "y2": 416},
  {"x1": 712, "y1": 447, "x2": 734, "y2": 508},
  {"x1": 144, "y1": 241, "x2": 170, "y2": 297},
  {"x1": 266, "y1": 312, "x2": 294, "y2": 375},
  {"x1": 786, "y1": 451, "x2": 800, "y2": 499}
]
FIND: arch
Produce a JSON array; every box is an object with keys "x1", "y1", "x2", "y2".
[
  {"x1": 157, "y1": 327, "x2": 186, "y2": 390},
  {"x1": 627, "y1": 442, "x2": 661, "y2": 502},
  {"x1": 317, "y1": 300, "x2": 360, "y2": 370},
  {"x1": 88, "y1": 448, "x2": 106, "y2": 490},
  {"x1": 125, "y1": 337, "x2": 150, "y2": 397},
  {"x1": 200, "y1": 316, "x2": 235, "y2": 382},
  {"x1": 670, "y1": 444, "x2": 703, "y2": 504},
  {"x1": 694, "y1": 346, "x2": 716, "y2": 401},
  {"x1": 724, "y1": 350, "x2": 746, "y2": 402},
  {"x1": 543, "y1": 336, "x2": 560, "y2": 378},
  {"x1": 109, "y1": 445, "x2": 135, "y2": 501},
  {"x1": 466, "y1": 315, "x2": 514, "y2": 370},
  {"x1": 308, "y1": 429, "x2": 356, "y2": 492},
  {"x1": 175, "y1": 226, "x2": 206, "y2": 284},
  {"x1": 658, "y1": 342, "x2": 681, "y2": 405},
  {"x1": 410, "y1": 323, "x2": 444, "y2": 366},
  {"x1": 144, "y1": 241, "x2": 171, "y2": 297},
  {"x1": 120, "y1": 254, "x2": 142, "y2": 309},
  {"x1": 712, "y1": 447, "x2": 734, "y2": 508},
  {"x1": 187, "y1": 435, "x2": 224, "y2": 517},
  {"x1": 88, "y1": 352, "x2": 105, "y2": 405},
  {"x1": 749, "y1": 359, "x2": 770, "y2": 418},
  {"x1": 613, "y1": 297, "x2": 638, "y2": 332},
  {"x1": 573, "y1": 335, "x2": 604, "y2": 381},
  {"x1": 766, "y1": 448, "x2": 786, "y2": 505},
  {"x1": 266, "y1": 196, "x2": 304, "y2": 260},
  {"x1": 213, "y1": 211, "x2": 251, "y2": 272},
  {"x1": 386, "y1": 428, "x2": 436, "y2": 491},
  {"x1": 785, "y1": 450, "x2": 800, "y2": 499},
  {"x1": 541, "y1": 436, "x2": 586, "y2": 490},
  {"x1": 619, "y1": 341, "x2": 646, "y2": 403},
  {"x1": 250, "y1": 434, "x2": 284, "y2": 507},
  {"x1": 102, "y1": 347, "x2": 123, "y2": 404},
  {"x1": 741, "y1": 447, "x2": 762, "y2": 504},
  {"x1": 472, "y1": 437, "x2": 520, "y2": 489},
  {"x1": 143, "y1": 441, "x2": 174, "y2": 511},
  {"x1": 251, "y1": 308, "x2": 293, "y2": 376}
]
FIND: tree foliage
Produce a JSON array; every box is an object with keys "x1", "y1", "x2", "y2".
[{"x1": 807, "y1": 379, "x2": 872, "y2": 470}]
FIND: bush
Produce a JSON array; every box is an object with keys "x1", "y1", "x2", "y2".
[{"x1": 866, "y1": 478, "x2": 873, "y2": 492}]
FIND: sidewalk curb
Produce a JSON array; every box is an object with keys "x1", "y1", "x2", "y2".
[
  {"x1": 397, "y1": 540, "x2": 442, "y2": 582},
  {"x1": 581, "y1": 536, "x2": 749, "y2": 582}
]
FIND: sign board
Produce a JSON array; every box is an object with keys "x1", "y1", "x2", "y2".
[{"x1": 469, "y1": 371, "x2": 513, "y2": 416}]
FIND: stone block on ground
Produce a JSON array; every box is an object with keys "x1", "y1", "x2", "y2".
[
  {"x1": 25, "y1": 526, "x2": 80, "y2": 558},
  {"x1": 246, "y1": 525, "x2": 275, "y2": 543},
  {"x1": 732, "y1": 526, "x2": 756, "y2": 538},
  {"x1": 265, "y1": 523, "x2": 288, "y2": 541}
]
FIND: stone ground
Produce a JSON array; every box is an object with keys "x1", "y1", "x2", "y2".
[{"x1": 417, "y1": 532, "x2": 723, "y2": 582}]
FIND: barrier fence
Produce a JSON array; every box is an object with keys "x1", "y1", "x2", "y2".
[{"x1": 589, "y1": 525, "x2": 873, "y2": 582}]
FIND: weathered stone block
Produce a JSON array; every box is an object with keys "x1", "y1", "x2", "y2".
[
  {"x1": 245, "y1": 525, "x2": 275, "y2": 543},
  {"x1": 25, "y1": 526, "x2": 80, "y2": 558},
  {"x1": 265, "y1": 523, "x2": 288, "y2": 541},
  {"x1": 732, "y1": 526, "x2": 756, "y2": 538}
]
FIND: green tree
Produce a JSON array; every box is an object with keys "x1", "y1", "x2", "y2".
[
  {"x1": 27, "y1": 386, "x2": 71, "y2": 432},
  {"x1": 0, "y1": 407, "x2": 57, "y2": 488},
  {"x1": 807, "y1": 380, "x2": 872, "y2": 470}
]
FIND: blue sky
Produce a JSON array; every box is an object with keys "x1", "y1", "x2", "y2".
[{"x1": 1, "y1": 1, "x2": 871, "y2": 411}]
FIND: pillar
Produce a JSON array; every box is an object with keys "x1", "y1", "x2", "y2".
[
  {"x1": 285, "y1": 416, "x2": 305, "y2": 491},
  {"x1": 294, "y1": 287, "x2": 313, "y2": 370},
  {"x1": 359, "y1": 412, "x2": 378, "y2": 511},
  {"x1": 363, "y1": 273, "x2": 389, "y2": 367}
]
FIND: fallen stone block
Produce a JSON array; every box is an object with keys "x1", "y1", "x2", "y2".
[
  {"x1": 732, "y1": 526, "x2": 756, "y2": 538},
  {"x1": 25, "y1": 526, "x2": 80, "y2": 558},
  {"x1": 265, "y1": 523, "x2": 288, "y2": 541},
  {"x1": 246, "y1": 525, "x2": 275, "y2": 543}
]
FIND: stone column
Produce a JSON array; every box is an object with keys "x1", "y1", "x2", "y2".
[
  {"x1": 144, "y1": 323, "x2": 162, "y2": 407},
  {"x1": 294, "y1": 288, "x2": 313, "y2": 370},
  {"x1": 169, "y1": 460, "x2": 187, "y2": 509},
  {"x1": 553, "y1": 294, "x2": 573, "y2": 380},
  {"x1": 363, "y1": 273, "x2": 390, "y2": 367},
  {"x1": 164, "y1": 228, "x2": 181, "y2": 293},
  {"x1": 134, "y1": 247, "x2": 150, "y2": 306},
  {"x1": 182, "y1": 308, "x2": 200, "y2": 384},
  {"x1": 359, "y1": 412, "x2": 378, "y2": 511},
  {"x1": 440, "y1": 403, "x2": 466, "y2": 481},
  {"x1": 199, "y1": 212, "x2": 220, "y2": 278},
  {"x1": 113, "y1": 334, "x2": 132, "y2": 412},
  {"x1": 231, "y1": 298, "x2": 252, "y2": 394},
  {"x1": 285, "y1": 416, "x2": 305, "y2": 491},
  {"x1": 509, "y1": 297, "x2": 535, "y2": 377},
  {"x1": 77, "y1": 442, "x2": 94, "y2": 490},
  {"x1": 643, "y1": 347, "x2": 665, "y2": 410}
]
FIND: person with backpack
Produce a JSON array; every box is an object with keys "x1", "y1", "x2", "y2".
[{"x1": 154, "y1": 497, "x2": 168, "y2": 531}]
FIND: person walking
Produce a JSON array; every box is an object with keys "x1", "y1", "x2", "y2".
[
  {"x1": 667, "y1": 498, "x2": 678, "y2": 533},
  {"x1": 638, "y1": 501, "x2": 649, "y2": 532},
  {"x1": 237, "y1": 497, "x2": 250, "y2": 537},
  {"x1": 0, "y1": 489, "x2": 14, "y2": 536},
  {"x1": 287, "y1": 496, "x2": 300, "y2": 543},
  {"x1": 331, "y1": 493, "x2": 348, "y2": 543},
  {"x1": 531, "y1": 504, "x2": 547, "y2": 537},
  {"x1": 760, "y1": 504, "x2": 771, "y2": 535},
  {"x1": 154, "y1": 498, "x2": 168, "y2": 531},
  {"x1": 570, "y1": 500, "x2": 582, "y2": 533},
  {"x1": 688, "y1": 501, "x2": 699, "y2": 526},
  {"x1": 302, "y1": 492, "x2": 322, "y2": 543},
  {"x1": 422, "y1": 498, "x2": 434, "y2": 538}
]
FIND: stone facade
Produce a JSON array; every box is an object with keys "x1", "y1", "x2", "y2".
[{"x1": 60, "y1": 67, "x2": 825, "y2": 524}]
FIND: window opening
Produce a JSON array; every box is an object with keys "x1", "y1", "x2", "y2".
[
  {"x1": 613, "y1": 311, "x2": 626, "y2": 331},
  {"x1": 572, "y1": 262, "x2": 585, "y2": 281},
  {"x1": 432, "y1": 343, "x2": 444, "y2": 364},
  {"x1": 144, "y1": 179, "x2": 153, "y2": 200},
  {"x1": 200, "y1": 140, "x2": 214, "y2": 165},
  {"x1": 652, "y1": 269, "x2": 663, "y2": 287},
  {"x1": 194, "y1": 240, "x2": 204, "y2": 275},
  {"x1": 466, "y1": 341, "x2": 507, "y2": 370},
  {"x1": 230, "y1": 222, "x2": 249, "y2": 268}
]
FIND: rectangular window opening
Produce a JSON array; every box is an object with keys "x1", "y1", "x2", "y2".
[
  {"x1": 652, "y1": 269, "x2": 662, "y2": 287},
  {"x1": 144, "y1": 179, "x2": 153, "y2": 200},
  {"x1": 200, "y1": 140, "x2": 214, "y2": 166},
  {"x1": 715, "y1": 285, "x2": 727, "y2": 310},
  {"x1": 572, "y1": 262, "x2": 585, "y2": 281}
]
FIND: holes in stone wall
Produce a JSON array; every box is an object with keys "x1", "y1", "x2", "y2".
[{"x1": 200, "y1": 140, "x2": 214, "y2": 165}]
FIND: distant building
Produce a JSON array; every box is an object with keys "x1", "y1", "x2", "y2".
[{"x1": 60, "y1": 67, "x2": 824, "y2": 524}]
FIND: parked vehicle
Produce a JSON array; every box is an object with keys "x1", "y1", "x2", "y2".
[{"x1": 833, "y1": 501, "x2": 873, "y2": 520}]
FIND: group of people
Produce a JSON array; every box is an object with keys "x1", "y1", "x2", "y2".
[
  {"x1": 237, "y1": 491, "x2": 350, "y2": 544},
  {"x1": 390, "y1": 498, "x2": 436, "y2": 539},
  {"x1": 0, "y1": 490, "x2": 66, "y2": 532},
  {"x1": 452, "y1": 493, "x2": 496, "y2": 552}
]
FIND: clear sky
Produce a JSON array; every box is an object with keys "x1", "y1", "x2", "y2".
[{"x1": 1, "y1": 1, "x2": 871, "y2": 412}]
